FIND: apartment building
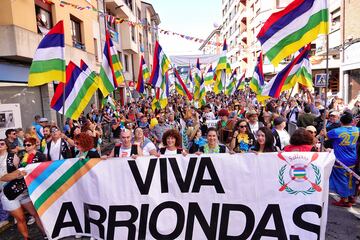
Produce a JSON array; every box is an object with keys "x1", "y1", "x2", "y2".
[
  {"x1": 0, "y1": 0, "x2": 101, "y2": 128},
  {"x1": 311, "y1": 0, "x2": 341, "y2": 96},
  {"x1": 141, "y1": 1, "x2": 160, "y2": 96},
  {"x1": 105, "y1": 0, "x2": 160, "y2": 102},
  {"x1": 199, "y1": 26, "x2": 222, "y2": 55},
  {"x1": 341, "y1": 0, "x2": 360, "y2": 103}
]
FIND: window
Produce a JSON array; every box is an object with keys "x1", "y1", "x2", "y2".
[
  {"x1": 131, "y1": 26, "x2": 136, "y2": 42},
  {"x1": 125, "y1": 0, "x2": 133, "y2": 11},
  {"x1": 35, "y1": 0, "x2": 52, "y2": 34},
  {"x1": 138, "y1": 8, "x2": 141, "y2": 21},
  {"x1": 94, "y1": 38, "x2": 99, "y2": 61},
  {"x1": 118, "y1": 51, "x2": 123, "y2": 64},
  {"x1": 70, "y1": 15, "x2": 85, "y2": 50},
  {"x1": 124, "y1": 54, "x2": 129, "y2": 72},
  {"x1": 139, "y1": 33, "x2": 143, "y2": 52}
]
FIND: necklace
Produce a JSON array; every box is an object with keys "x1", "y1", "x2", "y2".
[{"x1": 204, "y1": 144, "x2": 220, "y2": 153}]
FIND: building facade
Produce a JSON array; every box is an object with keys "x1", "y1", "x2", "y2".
[
  {"x1": 0, "y1": 0, "x2": 101, "y2": 129},
  {"x1": 341, "y1": 0, "x2": 360, "y2": 103},
  {"x1": 199, "y1": 26, "x2": 222, "y2": 55}
]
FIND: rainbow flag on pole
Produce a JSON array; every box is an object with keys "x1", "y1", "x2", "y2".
[
  {"x1": 149, "y1": 41, "x2": 172, "y2": 89},
  {"x1": 174, "y1": 68, "x2": 193, "y2": 101},
  {"x1": 28, "y1": 21, "x2": 65, "y2": 86},
  {"x1": 257, "y1": 0, "x2": 328, "y2": 66},
  {"x1": 99, "y1": 31, "x2": 124, "y2": 97},
  {"x1": 136, "y1": 56, "x2": 150, "y2": 94},
  {"x1": 249, "y1": 53, "x2": 265, "y2": 95},
  {"x1": 50, "y1": 61, "x2": 97, "y2": 120},
  {"x1": 261, "y1": 45, "x2": 312, "y2": 98},
  {"x1": 193, "y1": 58, "x2": 201, "y2": 101},
  {"x1": 213, "y1": 39, "x2": 232, "y2": 94},
  {"x1": 225, "y1": 69, "x2": 238, "y2": 96}
]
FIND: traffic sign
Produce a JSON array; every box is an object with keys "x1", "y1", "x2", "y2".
[{"x1": 314, "y1": 74, "x2": 328, "y2": 87}]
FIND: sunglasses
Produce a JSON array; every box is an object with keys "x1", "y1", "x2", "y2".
[
  {"x1": 24, "y1": 144, "x2": 33, "y2": 147},
  {"x1": 307, "y1": 131, "x2": 316, "y2": 134},
  {"x1": 239, "y1": 125, "x2": 247, "y2": 128},
  {"x1": 0, "y1": 142, "x2": 6, "y2": 146}
]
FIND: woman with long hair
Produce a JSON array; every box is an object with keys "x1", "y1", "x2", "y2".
[
  {"x1": 230, "y1": 119, "x2": 255, "y2": 153},
  {"x1": 133, "y1": 127, "x2": 159, "y2": 157},
  {"x1": 251, "y1": 127, "x2": 277, "y2": 153},
  {"x1": 0, "y1": 139, "x2": 46, "y2": 239}
]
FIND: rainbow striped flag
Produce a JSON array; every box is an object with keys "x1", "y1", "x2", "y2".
[
  {"x1": 250, "y1": 53, "x2": 265, "y2": 95},
  {"x1": 225, "y1": 69, "x2": 238, "y2": 96},
  {"x1": 28, "y1": 20, "x2": 65, "y2": 86},
  {"x1": 50, "y1": 61, "x2": 98, "y2": 120},
  {"x1": 235, "y1": 71, "x2": 246, "y2": 91},
  {"x1": 204, "y1": 65, "x2": 213, "y2": 85},
  {"x1": 281, "y1": 46, "x2": 313, "y2": 92},
  {"x1": 24, "y1": 158, "x2": 102, "y2": 217},
  {"x1": 198, "y1": 74, "x2": 206, "y2": 107},
  {"x1": 193, "y1": 58, "x2": 201, "y2": 101},
  {"x1": 174, "y1": 68, "x2": 193, "y2": 101},
  {"x1": 261, "y1": 45, "x2": 312, "y2": 98},
  {"x1": 213, "y1": 39, "x2": 232, "y2": 94},
  {"x1": 149, "y1": 41, "x2": 172, "y2": 89},
  {"x1": 257, "y1": 0, "x2": 328, "y2": 66},
  {"x1": 99, "y1": 31, "x2": 124, "y2": 97},
  {"x1": 152, "y1": 72, "x2": 169, "y2": 110},
  {"x1": 136, "y1": 56, "x2": 149, "y2": 94}
]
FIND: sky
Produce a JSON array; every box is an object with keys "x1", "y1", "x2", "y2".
[{"x1": 144, "y1": 0, "x2": 222, "y2": 56}]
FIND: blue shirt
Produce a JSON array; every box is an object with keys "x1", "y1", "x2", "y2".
[{"x1": 327, "y1": 126, "x2": 359, "y2": 166}]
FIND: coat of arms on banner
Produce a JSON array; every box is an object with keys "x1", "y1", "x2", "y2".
[{"x1": 277, "y1": 152, "x2": 322, "y2": 195}]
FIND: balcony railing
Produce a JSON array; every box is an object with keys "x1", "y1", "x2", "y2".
[{"x1": 73, "y1": 41, "x2": 86, "y2": 51}]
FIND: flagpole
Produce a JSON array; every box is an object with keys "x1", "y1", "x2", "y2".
[{"x1": 324, "y1": 33, "x2": 330, "y2": 130}]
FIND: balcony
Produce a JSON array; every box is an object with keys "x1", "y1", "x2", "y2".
[
  {"x1": 0, "y1": 25, "x2": 96, "y2": 68},
  {"x1": 105, "y1": 0, "x2": 135, "y2": 20}
]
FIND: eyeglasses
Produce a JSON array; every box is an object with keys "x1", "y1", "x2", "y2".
[
  {"x1": 239, "y1": 125, "x2": 247, "y2": 128},
  {"x1": 0, "y1": 142, "x2": 5, "y2": 146},
  {"x1": 24, "y1": 144, "x2": 33, "y2": 147}
]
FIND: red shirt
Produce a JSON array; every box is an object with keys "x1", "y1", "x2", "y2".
[{"x1": 283, "y1": 144, "x2": 313, "y2": 152}]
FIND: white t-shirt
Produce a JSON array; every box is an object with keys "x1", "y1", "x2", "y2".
[
  {"x1": 249, "y1": 122, "x2": 260, "y2": 137},
  {"x1": 276, "y1": 129, "x2": 290, "y2": 149},
  {"x1": 118, "y1": 147, "x2": 132, "y2": 158},
  {"x1": 204, "y1": 112, "x2": 216, "y2": 120},
  {"x1": 0, "y1": 153, "x2": 8, "y2": 189},
  {"x1": 143, "y1": 141, "x2": 157, "y2": 156},
  {"x1": 45, "y1": 138, "x2": 63, "y2": 161},
  {"x1": 164, "y1": 149, "x2": 178, "y2": 155}
]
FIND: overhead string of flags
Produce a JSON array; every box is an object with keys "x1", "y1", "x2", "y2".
[{"x1": 27, "y1": 0, "x2": 329, "y2": 116}]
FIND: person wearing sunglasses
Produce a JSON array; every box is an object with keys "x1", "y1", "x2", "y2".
[
  {"x1": 230, "y1": 119, "x2": 255, "y2": 153},
  {"x1": 0, "y1": 139, "x2": 46, "y2": 240},
  {"x1": 20, "y1": 137, "x2": 47, "y2": 167},
  {"x1": 4, "y1": 129, "x2": 19, "y2": 154}
]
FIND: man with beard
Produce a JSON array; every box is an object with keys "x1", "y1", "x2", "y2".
[{"x1": 151, "y1": 115, "x2": 170, "y2": 146}]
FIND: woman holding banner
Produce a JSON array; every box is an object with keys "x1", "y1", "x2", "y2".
[
  {"x1": 196, "y1": 128, "x2": 228, "y2": 154},
  {"x1": 250, "y1": 127, "x2": 277, "y2": 153},
  {"x1": 0, "y1": 138, "x2": 46, "y2": 240},
  {"x1": 159, "y1": 129, "x2": 186, "y2": 155},
  {"x1": 230, "y1": 119, "x2": 255, "y2": 153}
]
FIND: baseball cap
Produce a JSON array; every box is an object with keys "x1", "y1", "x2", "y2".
[
  {"x1": 305, "y1": 125, "x2": 317, "y2": 133},
  {"x1": 329, "y1": 111, "x2": 340, "y2": 116},
  {"x1": 39, "y1": 117, "x2": 48, "y2": 122}
]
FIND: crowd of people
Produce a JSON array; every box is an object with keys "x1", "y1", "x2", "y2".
[{"x1": 0, "y1": 89, "x2": 359, "y2": 239}]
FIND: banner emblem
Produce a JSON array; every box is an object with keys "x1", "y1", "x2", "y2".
[{"x1": 278, "y1": 152, "x2": 322, "y2": 195}]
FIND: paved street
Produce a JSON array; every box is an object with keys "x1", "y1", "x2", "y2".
[{"x1": 0, "y1": 196, "x2": 359, "y2": 240}]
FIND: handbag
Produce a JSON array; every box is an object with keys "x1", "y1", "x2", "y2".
[{"x1": 3, "y1": 178, "x2": 27, "y2": 201}]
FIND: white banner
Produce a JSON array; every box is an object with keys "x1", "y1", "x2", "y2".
[
  {"x1": 24, "y1": 152, "x2": 335, "y2": 240},
  {"x1": 205, "y1": 119, "x2": 219, "y2": 128}
]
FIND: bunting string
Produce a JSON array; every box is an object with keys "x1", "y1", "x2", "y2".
[{"x1": 40, "y1": 0, "x2": 223, "y2": 46}]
